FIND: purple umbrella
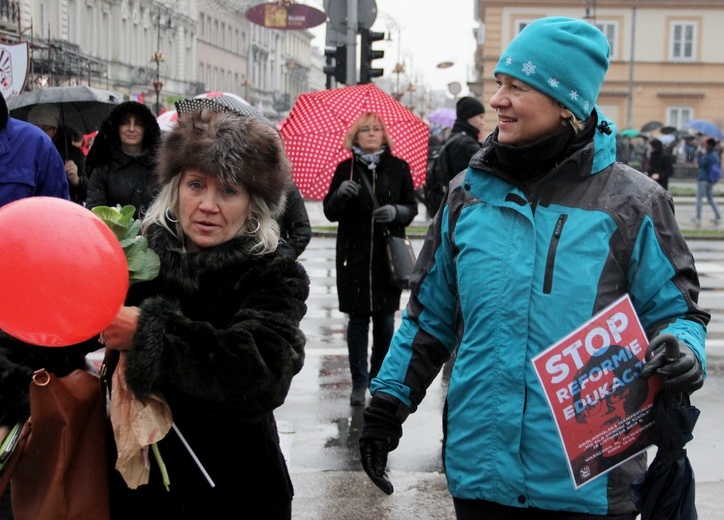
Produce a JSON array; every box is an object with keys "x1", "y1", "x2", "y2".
[{"x1": 428, "y1": 108, "x2": 456, "y2": 128}]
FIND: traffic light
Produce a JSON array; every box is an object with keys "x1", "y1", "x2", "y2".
[
  {"x1": 323, "y1": 45, "x2": 347, "y2": 87},
  {"x1": 360, "y1": 28, "x2": 384, "y2": 84}
]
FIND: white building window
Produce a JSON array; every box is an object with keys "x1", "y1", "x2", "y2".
[
  {"x1": 86, "y1": 5, "x2": 94, "y2": 52},
  {"x1": 594, "y1": 21, "x2": 618, "y2": 60},
  {"x1": 515, "y1": 19, "x2": 535, "y2": 35},
  {"x1": 670, "y1": 21, "x2": 696, "y2": 61},
  {"x1": 667, "y1": 106, "x2": 694, "y2": 128}
]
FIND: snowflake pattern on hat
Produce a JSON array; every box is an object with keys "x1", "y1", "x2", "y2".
[{"x1": 499, "y1": 55, "x2": 592, "y2": 119}]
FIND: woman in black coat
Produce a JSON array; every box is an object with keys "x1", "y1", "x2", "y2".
[
  {"x1": 86, "y1": 101, "x2": 162, "y2": 219},
  {"x1": 646, "y1": 138, "x2": 674, "y2": 191},
  {"x1": 323, "y1": 112, "x2": 417, "y2": 406},
  {"x1": 101, "y1": 110, "x2": 309, "y2": 519}
]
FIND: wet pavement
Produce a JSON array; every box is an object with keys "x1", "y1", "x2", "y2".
[{"x1": 278, "y1": 189, "x2": 724, "y2": 518}]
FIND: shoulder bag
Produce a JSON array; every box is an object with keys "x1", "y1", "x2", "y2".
[
  {"x1": 0, "y1": 368, "x2": 110, "y2": 520},
  {"x1": 358, "y1": 171, "x2": 417, "y2": 290}
]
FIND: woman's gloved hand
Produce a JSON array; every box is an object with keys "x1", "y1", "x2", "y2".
[
  {"x1": 372, "y1": 205, "x2": 398, "y2": 224},
  {"x1": 639, "y1": 334, "x2": 704, "y2": 394},
  {"x1": 359, "y1": 394, "x2": 408, "y2": 495},
  {"x1": 337, "y1": 180, "x2": 360, "y2": 199}
]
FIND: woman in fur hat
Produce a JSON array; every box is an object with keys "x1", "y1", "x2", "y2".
[
  {"x1": 86, "y1": 101, "x2": 162, "y2": 219},
  {"x1": 100, "y1": 110, "x2": 310, "y2": 519}
]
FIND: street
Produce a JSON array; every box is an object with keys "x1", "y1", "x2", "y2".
[{"x1": 277, "y1": 194, "x2": 724, "y2": 519}]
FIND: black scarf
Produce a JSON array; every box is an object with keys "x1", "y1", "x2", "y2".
[{"x1": 491, "y1": 124, "x2": 576, "y2": 183}]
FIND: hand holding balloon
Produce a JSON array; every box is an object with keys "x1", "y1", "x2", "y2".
[{"x1": 101, "y1": 306, "x2": 140, "y2": 351}]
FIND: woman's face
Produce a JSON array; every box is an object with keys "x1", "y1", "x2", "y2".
[
  {"x1": 489, "y1": 74, "x2": 569, "y2": 147},
  {"x1": 118, "y1": 114, "x2": 145, "y2": 152},
  {"x1": 178, "y1": 168, "x2": 251, "y2": 252},
  {"x1": 356, "y1": 121, "x2": 384, "y2": 153}
]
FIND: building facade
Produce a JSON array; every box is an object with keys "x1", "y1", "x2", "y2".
[
  {"x1": 1, "y1": 0, "x2": 324, "y2": 119},
  {"x1": 473, "y1": 0, "x2": 724, "y2": 133}
]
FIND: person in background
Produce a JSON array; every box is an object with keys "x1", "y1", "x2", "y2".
[
  {"x1": 359, "y1": 17, "x2": 707, "y2": 518},
  {"x1": 646, "y1": 137, "x2": 674, "y2": 191},
  {"x1": 0, "y1": 91, "x2": 74, "y2": 519},
  {"x1": 86, "y1": 101, "x2": 161, "y2": 219},
  {"x1": 693, "y1": 137, "x2": 721, "y2": 226},
  {"x1": 445, "y1": 96, "x2": 485, "y2": 179},
  {"x1": 323, "y1": 111, "x2": 418, "y2": 406},
  {"x1": 0, "y1": 92, "x2": 69, "y2": 207},
  {"x1": 26, "y1": 103, "x2": 88, "y2": 204},
  {"x1": 101, "y1": 109, "x2": 309, "y2": 519},
  {"x1": 424, "y1": 99, "x2": 485, "y2": 219},
  {"x1": 276, "y1": 180, "x2": 312, "y2": 260}
]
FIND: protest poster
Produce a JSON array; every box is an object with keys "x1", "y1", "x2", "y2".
[{"x1": 532, "y1": 294, "x2": 661, "y2": 488}]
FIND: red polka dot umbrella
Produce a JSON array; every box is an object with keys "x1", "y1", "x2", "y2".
[
  {"x1": 156, "y1": 109, "x2": 177, "y2": 132},
  {"x1": 280, "y1": 84, "x2": 429, "y2": 200}
]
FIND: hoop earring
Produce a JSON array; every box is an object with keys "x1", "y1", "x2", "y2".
[
  {"x1": 165, "y1": 208, "x2": 179, "y2": 223},
  {"x1": 246, "y1": 217, "x2": 261, "y2": 234}
]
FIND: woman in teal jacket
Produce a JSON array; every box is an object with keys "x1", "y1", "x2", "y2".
[{"x1": 359, "y1": 17, "x2": 708, "y2": 519}]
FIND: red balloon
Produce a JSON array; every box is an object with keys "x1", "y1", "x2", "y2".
[{"x1": 0, "y1": 197, "x2": 128, "y2": 347}]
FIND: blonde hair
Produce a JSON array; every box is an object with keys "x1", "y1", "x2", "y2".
[
  {"x1": 343, "y1": 112, "x2": 394, "y2": 152},
  {"x1": 555, "y1": 99, "x2": 585, "y2": 134}
]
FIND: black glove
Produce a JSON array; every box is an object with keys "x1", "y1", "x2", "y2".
[
  {"x1": 337, "y1": 180, "x2": 360, "y2": 199},
  {"x1": 372, "y1": 205, "x2": 398, "y2": 224},
  {"x1": 359, "y1": 394, "x2": 408, "y2": 495},
  {"x1": 639, "y1": 334, "x2": 704, "y2": 394}
]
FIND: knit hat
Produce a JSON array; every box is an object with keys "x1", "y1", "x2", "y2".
[
  {"x1": 456, "y1": 97, "x2": 485, "y2": 121},
  {"x1": 493, "y1": 16, "x2": 610, "y2": 120},
  {"x1": 27, "y1": 103, "x2": 60, "y2": 128}
]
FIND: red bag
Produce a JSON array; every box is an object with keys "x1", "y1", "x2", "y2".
[{"x1": 0, "y1": 368, "x2": 110, "y2": 520}]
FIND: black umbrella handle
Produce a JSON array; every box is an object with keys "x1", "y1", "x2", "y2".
[{"x1": 646, "y1": 333, "x2": 680, "y2": 362}]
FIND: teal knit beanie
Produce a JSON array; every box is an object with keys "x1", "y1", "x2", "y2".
[{"x1": 493, "y1": 17, "x2": 610, "y2": 120}]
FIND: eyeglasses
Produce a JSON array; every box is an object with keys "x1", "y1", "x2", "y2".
[{"x1": 358, "y1": 126, "x2": 382, "y2": 134}]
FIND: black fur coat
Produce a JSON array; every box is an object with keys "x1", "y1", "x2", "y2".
[{"x1": 108, "y1": 223, "x2": 310, "y2": 519}]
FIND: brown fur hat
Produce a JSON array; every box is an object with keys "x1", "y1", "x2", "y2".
[{"x1": 157, "y1": 110, "x2": 291, "y2": 217}]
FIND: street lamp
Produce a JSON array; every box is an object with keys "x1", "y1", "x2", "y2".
[
  {"x1": 241, "y1": 78, "x2": 251, "y2": 102},
  {"x1": 151, "y1": 7, "x2": 168, "y2": 116}
]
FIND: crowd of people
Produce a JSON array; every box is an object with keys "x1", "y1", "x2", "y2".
[{"x1": 0, "y1": 14, "x2": 715, "y2": 519}]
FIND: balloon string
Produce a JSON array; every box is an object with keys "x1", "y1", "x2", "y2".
[{"x1": 171, "y1": 423, "x2": 215, "y2": 488}]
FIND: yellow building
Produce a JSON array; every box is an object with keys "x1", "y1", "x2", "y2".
[{"x1": 472, "y1": 0, "x2": 724, "y2": 135}]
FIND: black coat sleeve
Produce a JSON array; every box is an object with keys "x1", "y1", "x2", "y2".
[{"x1": 276, "y1": 183, "x2": 311, "y2": 259}]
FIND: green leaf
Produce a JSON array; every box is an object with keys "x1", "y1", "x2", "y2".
[{"x1": 92, "y1": 205, "x2": 160, "y2": 285}]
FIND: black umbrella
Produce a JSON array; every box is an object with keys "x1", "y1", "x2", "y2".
[
  {"x1": 641, "y1": 121, "x2": 664, "y2": 133},
  {"x1": 676, "y1": 131, "x2": 696, "y2": 141},
  {"x1": 5, "y1": 86, "x2": 122, "y2": 134},
  {"x1": 660, "y1": 126, "x2": 678, "y2": 135},
  {"x1": 630, "y1": 334, "x2": 700, "y2": 520}
]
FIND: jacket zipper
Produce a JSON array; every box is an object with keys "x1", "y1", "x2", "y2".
[
  {"x1": 369, "y1": 169, "x2": 376, "y2": 311},
  {"x1": 543, "y1": 214, "x2": 568, "y2": 294}
]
